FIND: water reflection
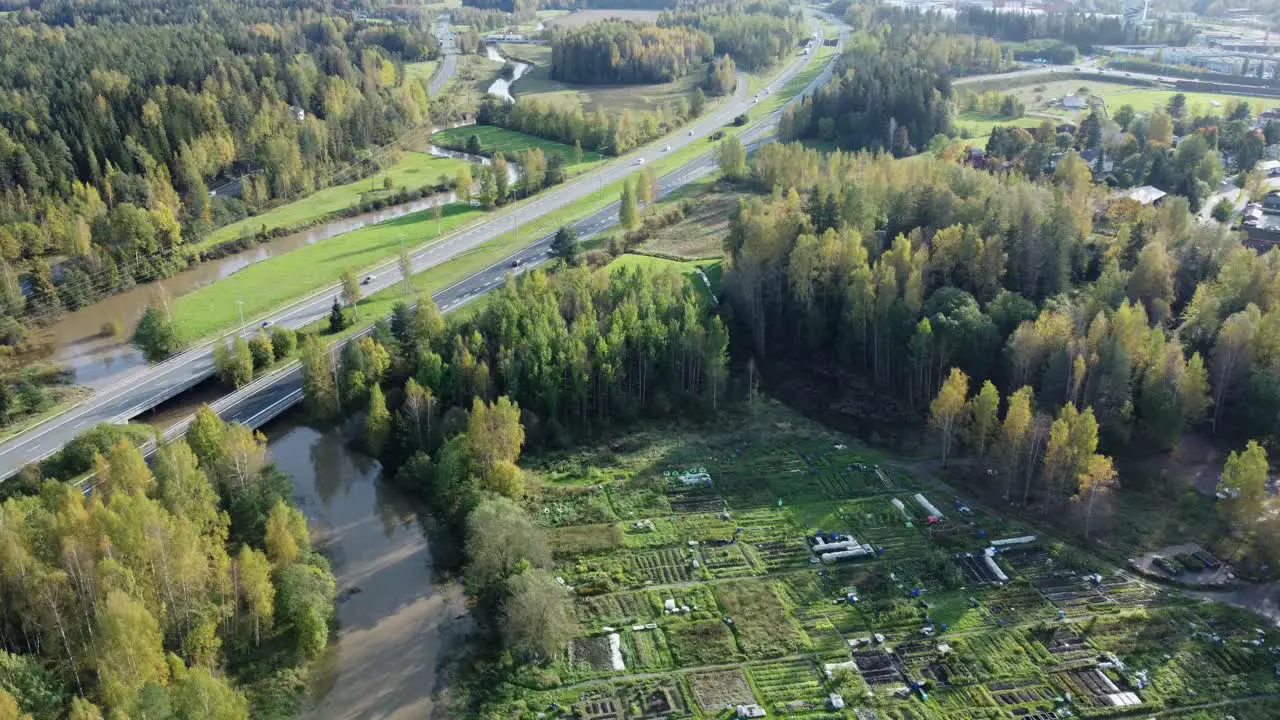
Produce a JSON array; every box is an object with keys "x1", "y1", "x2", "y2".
[
  {"x1": 485, "y1": 44, "x2": 531, "y2": 103},
  {"x1": 265, "y1": 419, "x2": 471, "y2": 720}
]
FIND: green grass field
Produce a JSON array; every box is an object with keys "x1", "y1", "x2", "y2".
[
  {"x1": 954, "y1": 110, "x2": 1046, "y2": 137},
  {"x1": 173, "y1": 201, "x2": 484, "y2": 339},
  {"x1": 404, "y1": 60, "x2": 439, "y2": 84},
  {"x1": 199, "y1": 152, "x2": 467, "y2": 249},
  {"x1": 432, "y1": 125, "x2": 606, "y2": 175},
  {"x1": 1102, "y1": 86, "x2": 1280, "y2": 117}
]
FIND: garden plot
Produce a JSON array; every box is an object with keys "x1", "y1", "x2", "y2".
[
  {"x1": 851, "y1": 649, "x2": 906, "y2": 686},
  {"x1": 570, "y1": 679, "x2": 690, "y2": 720},
  {"x1": 629, "y1": 547, "x2": 699, "y2": 585},
  {"x1": 982, "y1": 582, "x2": 1058, "y2": 626},
  {"x1": 986, "y1": 678, "x2": 1058, "y2": 709},
  {"x1": 667, "y1": 487, "x2": 725, "y2": 514},
  {"x1": 777, "y1": 572, "x2": 859, "y2": 654},
  {"x1": 578, "y1": 590, "x2": 659, "y2": 627},
  {"x1": 550, "y1": 523, "x2": 625, "y2": 556},
  {"x1": 666, "y1": 620, "x2": 741, "y2": 667},
  {"x1": 570, "y1": 634, "x2": 625, "y2": 673},
  {"x1": 698, "y1": 541, "x2": 756, "y2": 578},
  {"x1": 688, "y1": 669, "x2": 756, "y2": 711},
  {"x1": 622, "y1": 627, "x2": 673, "y2": 670},
  {"x1": 715, "y1": 581, "x2": 812, "y2": 658},
  {"x1": 534, "y1": 485, "x2": 619, "y2": 527},
  {"x1": 749, "y1": 660, "x2": 825, "y2": 713},
  {"x1": 1055, "y1": 667, "x2": 1144, "y2": 709},
  {"x1": 752, "y1": 539, "x2": 812, "y2": 571},
  {"x1": 1038, "y1": 626, "x2": 1099, "y2": 670},
  {"x1": 605, "y1": 485, "x2": 672, "y2": 519},
  {"x1": 621, "y1": 517, "x2": 679, "y2": 548},
  {"x1": 958, "y1": 629, "x2": 1055, "y2": 679},
  {"x1": 953, "y1": 551, "x2": 1006, "y2": 584}
]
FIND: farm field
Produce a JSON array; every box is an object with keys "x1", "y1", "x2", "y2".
[
  {"x1": 432, "y1": 125, "x2": 606, "y2": 175},
  {"x1": 545, "y1": 9, "x2": 663, "y2": 28},
  {"x1": 199, "y1": 151, "x2": 467, "y2": 249},
  {"x1": 480, "y1": 399, "x2": 1280, "y2": 719}
]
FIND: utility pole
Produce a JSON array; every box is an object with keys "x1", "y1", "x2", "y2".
[{"x1": 237, "y1": 301, "x2": 245, "y2": 336}]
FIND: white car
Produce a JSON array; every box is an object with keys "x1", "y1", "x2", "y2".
[
  {"x1": 662, "y1": 145, "x2": 671, "y2": 152},
  {"x1": 635, "y1": 157, "x2": 645, "y2": 165},
  {"x1": 688, "y1": 129, "x2": 694, "y2": 136}
]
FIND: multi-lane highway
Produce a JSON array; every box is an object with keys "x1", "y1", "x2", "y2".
[
  {"x1": 4, "y1": 15, "x2": 846, "y2": 480},
  {"x1": 202, "y1": 27, "x2": 847, "y2": 438},
  {"x1": 428, "y1": 16, "x2": 458, "y2": 96}
]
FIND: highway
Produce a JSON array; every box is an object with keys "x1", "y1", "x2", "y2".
[
  {"x1": 1, "y1": 14, "x2": 846, "y2": 481},
  {"x1": 956, "y1": 55, "x2": 1278, "y2": 94},
  {"x1": 196, "y1": 27, "x2": 847, "y2": 444},
  {"x1": 428, "y1": 16, "x2": 458, "y2": 96}
]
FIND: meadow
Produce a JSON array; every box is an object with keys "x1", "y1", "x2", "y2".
[
  {"x1": 199, "y1": 152, "x2": 467, "y2": 249},
  {"x1": 432, "y1": 125, "x2": 607, "y2": 174}
]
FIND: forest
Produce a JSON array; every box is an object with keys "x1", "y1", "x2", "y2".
[
  {"x1": 778, "y1": 28, "x2": 956, "y2": 155},
  {"x1": 549, "y1": 20, "x2": 714, "y2": 85},
  {"x1": 0, "y1": 0, "x2": 446, "y2": 339},
  {"x1": 659, "y1": 0, "x2": 806, "y2": 71},
  {"x1": 476, "y1": 88, "x2": 706, "y2": 155},
  {"x1": 714, "y1": 139, "x2": 1280, "y2": 552},
  {"x1": 0, "y1": 409, "x2": 334, "y2": 718}
]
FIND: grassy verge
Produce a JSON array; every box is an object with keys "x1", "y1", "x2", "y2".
[
  {"x1": 432, "y1": 125, "x2": 606, "y2": 174},
  {"x1": 199, "y1": 152, "x2": 467, "y2": 249},
  {"x1": 404, "y1": 60, "x2": 439, "y2": 84},
  {"x1": 173, "y1": 201, "x2": 484, "y2": 340},
  {"x1": 0, "y1": 386, "x2": 93, "y2": 444}
]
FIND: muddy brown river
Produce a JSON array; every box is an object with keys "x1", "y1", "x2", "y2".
[{"x1": 264, "y1": 419, "x2": 472, "y2": 719}]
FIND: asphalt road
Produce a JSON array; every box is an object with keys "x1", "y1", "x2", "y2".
[
  {"x1": 428, "y1": 17, "x2": 458, "y2": 96},
  {"x1": 1, "y1": 15, "x2": 846, "y2": 480},
  {"x1": 956, "y1": 56, "x2": 1277, "y2": 94}
]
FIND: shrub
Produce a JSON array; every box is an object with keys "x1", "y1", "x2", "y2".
[{"x1": 270, "y1": 326, "x2": 297, "y2": 360}]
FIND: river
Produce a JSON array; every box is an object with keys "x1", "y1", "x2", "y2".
[
  {"x1": 38, "y1": 140, "x2": 505, "y2": 390},
  {"x1": 264, "y1": 418, "x2": 472, "y2": 719},
  {"x1": 484, "y1": 44, "x2": 531, "y2": 103}
]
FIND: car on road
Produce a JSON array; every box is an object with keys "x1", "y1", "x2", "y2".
[
  {"x1": 663, "y1": 145, "x2": 671, "y2": 152},
  {"x1": 688, "y1": 129, "x2": 695, "y2": 136},
  {"x1": 260, "y1": 320, "x2": 272, "y2": 329},
  {"x1": 635, "y1": 157, "x2": 645, "y2": 165},
  {"x1": 510, "y1": 258, "x2": 522, "y2": 268},
  {"x1": 362, "y1": 275, "x2": 375, "y2": 285}
]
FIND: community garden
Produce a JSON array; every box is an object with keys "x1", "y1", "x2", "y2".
[{"x1": 484, "y1": 399, "x2": 1280, "y2": 719}]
